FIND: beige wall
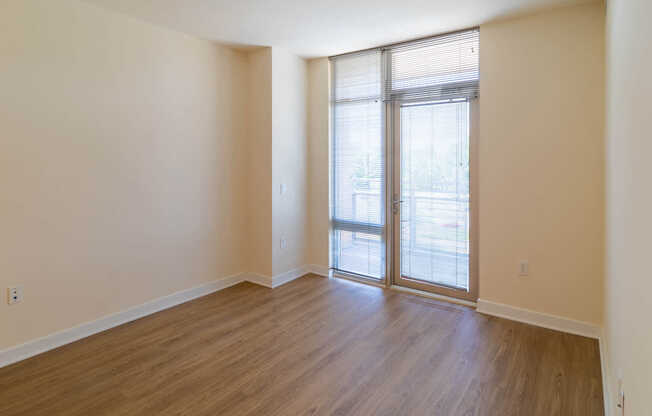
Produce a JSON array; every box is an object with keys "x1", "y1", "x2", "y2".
[
  {"x1": 243, "y1": 47, "x2": 310, "y2": 277},
  {"x1": 246, "y1": 48, "x2": 274, "y2": 276},
  {"x1": 478, "y1": 3, "x2": 605, "y2": 325},
  {"x1": 305, "y1": 5, "x2": 606, "y2": 326},
  {"x1": 0, "y1": 0, "x2": 249, "y2": 349},
  {"x1": 1, "y1": 0, "x2": 610, "y2": 362},
  {"x1": 271, "y1": 48, "x2": 309, "y2": 275},
  {"x1": 605, "y1": 0, "x2": 652, "y2": 414},
  {"x1": 307, "y1": 58, "x2": 330, "y2": 268}
]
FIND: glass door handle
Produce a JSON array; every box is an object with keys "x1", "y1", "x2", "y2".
[{"x1": 392, "y1": 199, "x2": 404, "y2": 214}]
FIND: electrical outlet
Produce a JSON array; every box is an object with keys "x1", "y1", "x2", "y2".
[
  {"x1": 280, "y1": 238, "x2": 287, "y2": 249},
  {"x1": 7, "y1": 286, "x2": 23, "y2": 305},
  {"x1": 617, "y1": 378, "x2": 625, "y2": 415},
  {"x1": 519, "y1": 260, "x2": 529, "y2": 277},
  {"x1": 280, "y1": 183, "x2": 287, "y2": 195}
]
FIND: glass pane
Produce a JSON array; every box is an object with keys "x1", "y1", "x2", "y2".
[
  {"x1": 391, "y1": 34, "x2": 479, "y2": 92},
  {"x1": 333, "y1": 230, "x2": 384, "y2": 279},
  {"x1": 331, "y1": 99, "x2": 385, "y2": 279},
  {"x1": 333, "y1": 100, "x2": 384, "y2": 226},
  {"x1": 330, "y1": 51, "x2": 385, "y2": 280},
  {"x1": 333, "y1": 51, "x2": 382, "y2": 101},
  {"x1": 400, "y1": 101, "x2": 469, "y2": 290}
]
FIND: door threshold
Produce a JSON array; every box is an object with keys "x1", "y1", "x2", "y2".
[
  {"x1": 331, "y1": 271, "x2": 386, "y2": 289},
  {"x1": 389, "y1": 285, "x2": 477, "y2": 308},
  {"x1": 331, "y1": 272, "x2": 477, "y2": 308}
]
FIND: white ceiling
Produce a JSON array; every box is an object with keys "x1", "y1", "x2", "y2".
[{"x1": 83, "y1": 0, "x2": 595, "y2": 57}]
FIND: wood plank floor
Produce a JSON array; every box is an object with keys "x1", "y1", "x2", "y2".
[{"x1": 0, "y1": 275, "x2": 604, "y2": 415}]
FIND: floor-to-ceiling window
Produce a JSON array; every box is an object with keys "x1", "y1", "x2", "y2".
[
  {"x1": 330, "y1": 51, "x2": 385, "y2": 279},
  {"x1": 330, "y1": 29, "x2": 479, "y2": 300}
]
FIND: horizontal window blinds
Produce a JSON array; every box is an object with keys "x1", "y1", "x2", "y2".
[
  {"x1": 385, "y1": 29, "x2": 479, "y2": 101},
  {"x1": 399, "y1": 100, "x2": 470, "y2": 290},
  {"x1": 330, "y1": 51, "x2": 386, "y2": 279},
  {"x1": 333, "y1": 51, "x2": 382, "y2": 103},
  {"x1": 329, "y1": 28, "x2": 478, "y2": 280}
]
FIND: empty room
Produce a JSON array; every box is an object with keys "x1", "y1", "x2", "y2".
[{"x1": 0, "y1": 0, "x2": 649, "y2": 414}]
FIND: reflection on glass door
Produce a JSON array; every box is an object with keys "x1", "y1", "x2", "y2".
[{"x1": 393, "y1": 99, "x2": 475, "y2": 299}]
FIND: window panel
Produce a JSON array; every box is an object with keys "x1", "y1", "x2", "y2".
[
  {"x1": 330, "y1": 29, "x2": 479, "y2": 284},
  {"x1": 333, "y1": 100, "x2": 383, "y2": 226},
  {"x1": 386, "y1": 29, "x2": 479, "y2": 101},
  {"x1": 331, "y1": 51, "x2": 385, "y2": 279},
  {"x1": 332, "y1": 230, "x2": 384, "y2": 279},
  {"x1": 333, "y1": 51, "x2": 381, "y2": 102},
  {"x1": 399, "y1": 101, "x2": 470, "y2": 290}
]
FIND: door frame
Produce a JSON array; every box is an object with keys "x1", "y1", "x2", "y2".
[{"x1": 388, "y1": 98, "x2": 479, "y2": 302}]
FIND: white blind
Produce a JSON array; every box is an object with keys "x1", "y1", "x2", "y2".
[
  {"x1": 333, "y1": 51, "x2": 381, "y2": 102},
  {"x1": 331, "y1": 51, "x2": 385, "y2": 279},
  {"x1": 329, "y1": 28, "x2": 479, "y2": 280},
  {"x1": 399, "y1": 101, "x2": 470, "y2": 290},
  {"x1": 385, "y1": 29, "x2": 479, "y2": 101}
]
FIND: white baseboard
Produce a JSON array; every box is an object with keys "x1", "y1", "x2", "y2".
[
  {"x1": 0, "y1": 266, "x2": 325, "y2": 369},
  {"x1": 0, "y1": 273, "x2": 244, "y2": 369},
  {"x1": 305, "y1": 264, "x2": 330, "y2": 277},
  {"x1": 476, "y1": 299, "x2": 600, "y2": 339},
  {"x1": 272, "y1": 266, "x2": 309, "y2": 288},
  {"x1": 477, "y1": 299, "x2": 609, "y2": 413},
  {"x1": 5, "y1": 268, "x2": 608, "y2": 414},
  {"x1": 599, "y1": 329, "x2": 611, "y2": 415},
  {"x1": 240, "y1": 272, "x2": 273, "y2": 288},
  {"x1": 241, "y1": 265, "x2": 327, "y2": 289}
]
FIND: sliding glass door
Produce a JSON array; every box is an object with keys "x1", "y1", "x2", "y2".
[
  {"x1": 392, "y1": 99, "x2": 477, "y2": 300},
  {"x1": 330, "y1": 29, "x2": 479, "y2": 298}
]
